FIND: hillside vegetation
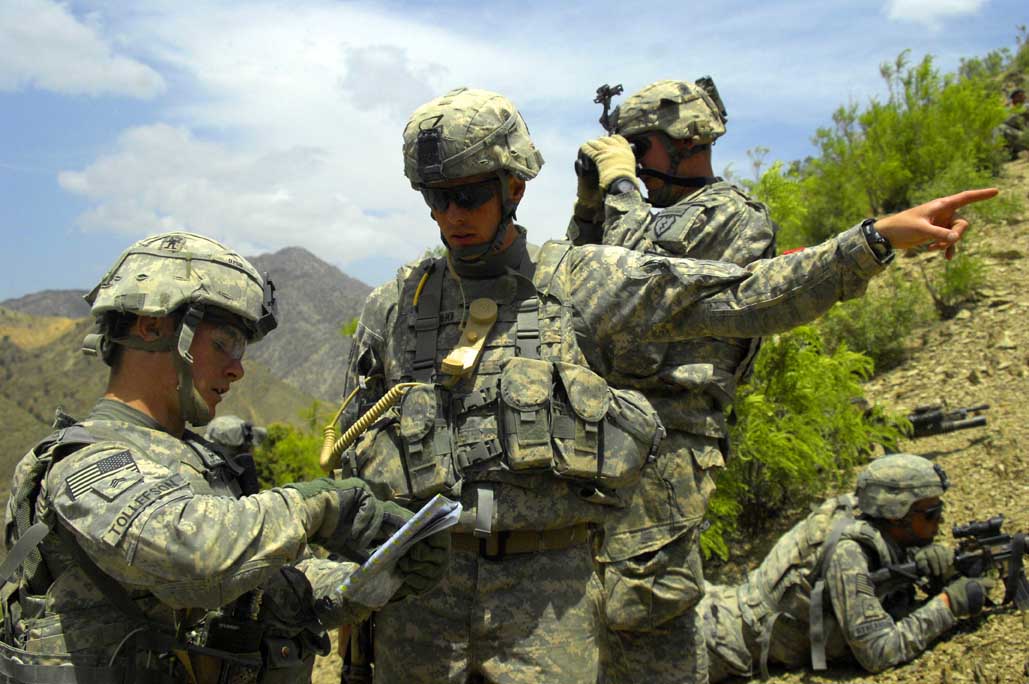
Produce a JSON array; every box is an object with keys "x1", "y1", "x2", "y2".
[{"x1": 700, "y1": 33, "x2": 1029, "y2": 558}]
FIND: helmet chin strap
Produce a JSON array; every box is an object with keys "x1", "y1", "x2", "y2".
[
  {"x1": 174, "y1": 305, "x2": 213, "y2": 427},
  {"x1": 637, "y1": 134, "x2": 716, "y2": 207}
]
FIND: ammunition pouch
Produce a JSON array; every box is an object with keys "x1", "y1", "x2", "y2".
[{"x1": 353, "y1": 362, "x2": 664, "y2": 502}]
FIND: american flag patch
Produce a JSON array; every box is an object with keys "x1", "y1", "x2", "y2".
[{"x1": 65, "y1": 451, "x2": 140, "y2": 501}]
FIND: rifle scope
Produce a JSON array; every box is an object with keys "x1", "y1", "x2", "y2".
[{"x1": 953, "y1": 515, "x2": 1004, "y2": 540}]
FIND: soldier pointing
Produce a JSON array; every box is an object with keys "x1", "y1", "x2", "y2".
[{"x1": 340, "y1": 86, "x2": 996, "y2": 683}]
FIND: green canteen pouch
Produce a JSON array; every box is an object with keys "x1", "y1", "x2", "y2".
[
  {"x1": 398, "y1": 383, "x2": 456, "y2": 498},
  {"x1": 499, "y1": 357, "x2": 554, "y2": 470},
  {"x1": 599, "y1": 388, "x2": 663, "y2": 488},
  {"x1": 551, "y1": 362, "x2": 609, "y2": 481}
]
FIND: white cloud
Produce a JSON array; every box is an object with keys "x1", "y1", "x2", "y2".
[
  {"x1": 884, "y1": 0, "x2": 988, "y2": 27},
  {"x1": 0, "y1": 0, "x2": 165, "y2": 97},
  {"x1": 47, "y1": 0, "x2": 1010, "y2": 282},
  {"x1": 57, "y1": 123, "x2": 431, "y2": 263}
]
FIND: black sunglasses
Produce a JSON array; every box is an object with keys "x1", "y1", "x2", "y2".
[
  {"x1": 419, "y1": 178, "x2": 499, "y2": 213},
  {"x1": 912, "y1": 501, "x2": 945, "y2": 522}
]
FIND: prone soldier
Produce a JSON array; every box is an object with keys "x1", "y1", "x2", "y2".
[
  {"x1": 568, "y1": 77, "x2": 777, "y2": 684},
  {"x1": 0, "y1": 233, "x2": 448, "y2": 683},
  {"x1": 339, "y1": 86, "x2": 995, "y2": 683},
  {"x1": 700, "y1": 453, "x2": 995, "y2": 680}
]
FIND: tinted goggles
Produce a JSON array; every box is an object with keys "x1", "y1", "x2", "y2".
[
  {"x1": 912, "y1": 501, "x2": 945, "y2": 522},
  {"x1": 419, "y1": 178, "x2": 499, "y2": 212},
  {"x1": 210, "y1": 324, "x2": 247, "y2": 361}
]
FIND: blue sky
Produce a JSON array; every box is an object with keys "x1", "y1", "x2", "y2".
[{"x1": 1, "y1": 0, "x2": 1025, "y2": 300}]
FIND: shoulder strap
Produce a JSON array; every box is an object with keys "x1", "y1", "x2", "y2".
[
  {"x1": 10, "y1": 426, "x2": 100, "y2": 594},
  {"x1": 808, "y1": 496, "x2": 859, "y2": 671},
  {"x1": 411, "y1": 259, "x2": 446, "y2": 382},
  {"x1": 0, "y1": 522, "x2": 49, "y2": 584}
]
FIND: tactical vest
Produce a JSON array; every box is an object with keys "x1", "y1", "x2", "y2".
[
  {"x1": 0, "y1": 415, "x2": 318, "y2": 683},
  {"x1": 347, "y1": 243, "x2": 665, "y2": 532},
  {"x1": 733, "y1": 495, "x2": 894, "y2": 677}
]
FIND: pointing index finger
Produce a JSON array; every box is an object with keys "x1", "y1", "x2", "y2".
[{"x1": 939, "y1": 188, "x2": 999, "y2": 212}]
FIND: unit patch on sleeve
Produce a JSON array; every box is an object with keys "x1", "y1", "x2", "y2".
[{"x1": 65, "y1": 451, "x2": 140, "y2": 501}]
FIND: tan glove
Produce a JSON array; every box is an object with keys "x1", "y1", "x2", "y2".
[{"x1": 579, "y1": 135, "x2": 637, "y2": 191}]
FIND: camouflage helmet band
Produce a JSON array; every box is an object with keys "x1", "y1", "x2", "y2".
[
  {"x1": 85, "y1": 232, "x2": 278, "y2": 345},
  {"x1": 615, "y1": 79, "x2": 727, "y2": 144}
]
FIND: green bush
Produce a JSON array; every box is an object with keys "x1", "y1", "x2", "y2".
[
  {"x1": 700, "y1": 327, "x2": 906, "y2": 560},
  {"x1": 752, "y1": 50, "x2": 1009, "y2": 247},
  {"x1": 254, "y1": 422, "x2": 323, "y2": 489},
  {"x1": 920, "y1": 249, "x2": 987, "y2": 319},
  {"x1": 817, "y1": 270, "x2": 934, "y2": 372}
]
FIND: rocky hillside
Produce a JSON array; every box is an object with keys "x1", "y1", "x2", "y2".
[
  {"x1": 0, "y1": 289, "x2": 91, "y2": 318},
  {"x1": 248, "y1": 246, "x2": 372, "y2": 402},
  {"x1": 743, "y1": 157, "x2": 1029, "y2": 682},
  {"x1": 1, "y1": 245, "x2": 373, "y2": 402}
]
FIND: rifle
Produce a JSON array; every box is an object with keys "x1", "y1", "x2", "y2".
[
  {"x1": 870, "y1": 515, "x2": 1029, "y2": 611},
  {"x1": 906, "y1": 403, "x2": 989, "y2": 439}
]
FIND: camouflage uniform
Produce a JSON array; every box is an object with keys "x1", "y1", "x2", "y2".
[
  {"x1": 344, "y1": 87, "x2": 890, "y2": 684},
  {"x1": 568, "y1": 79, "x2": 776, "y2": 684},
  {"x1": 701, "y1": 455, "x2": 958, "y2": 680},
  {"x1": 0, "y1": 233, "x2": 408, "y2": 683},
  {"x1": 996, "y1": 107, "x2": 1029, "y2": 159}
]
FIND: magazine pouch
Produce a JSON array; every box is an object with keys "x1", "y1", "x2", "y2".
[
  {"x1": 398, "y1": 383, "x2": 455, "y2": 499},
  {"x1": 499, "y1": 357, "x2": 554, "y2": 471}
]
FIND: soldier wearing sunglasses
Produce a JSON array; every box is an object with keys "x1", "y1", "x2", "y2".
[
  {"x1": 700, "y1": 453, "x2": 995, "y2": 681},
  {"x1": 340, "y1": 85, "x2": 996, "y2": 683}
]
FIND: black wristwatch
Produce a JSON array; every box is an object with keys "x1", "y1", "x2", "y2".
[{"x1": 861, "y1": 218, "x2": 895, "y2": 264}]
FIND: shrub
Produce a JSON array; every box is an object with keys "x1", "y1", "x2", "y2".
[
  {"x1": 254, "y1": 423, "x2": 323, "y2": 489},
  {"x1": 817, "y1": 270, "x2": 934, "y2": 372},
  {"x1": 700, "y1": 327, "x2": 906, "y2": 560},
  {"x1": 921, "y1": 250, "x2": 988, "y2": 319},
  {"x1": 752, "y1": 50, "x2": 1010, "y2": 247}
]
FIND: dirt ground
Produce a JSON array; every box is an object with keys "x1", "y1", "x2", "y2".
[{"x1": 312, "y1": 159, "x2": 1029, "y2": 684}]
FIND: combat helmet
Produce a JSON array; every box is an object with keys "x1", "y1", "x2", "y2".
[
  {"x1": 856, "y1": 453, "x2": 949, "y2": 520},
  {"x1": 613, "y1": 78, "x2": 727, "y2": 145},
  {"x1": 83, "y1": 231, "x2": 278, "y2": 426},
  {"x1": 402, "y1": 87, "x2": 544, "y2": 262}
]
